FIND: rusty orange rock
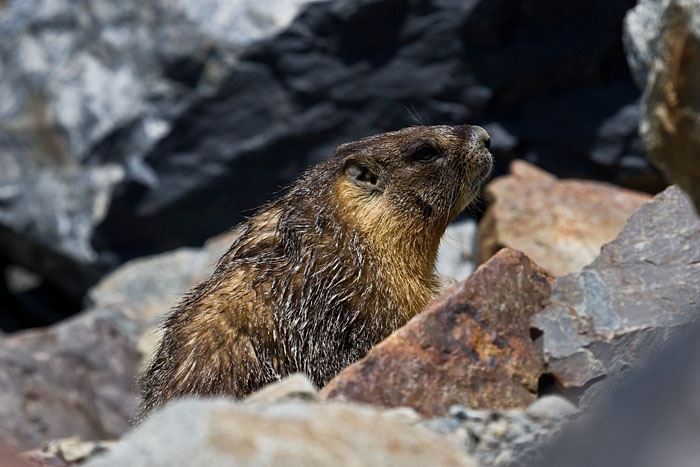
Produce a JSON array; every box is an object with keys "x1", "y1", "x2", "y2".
[
  {"x1": 479, "y1": 160, "x2": 651, "y2": 277},
  {"x1": 321, "y1": 248, "x2": 553, "y2": 417}
]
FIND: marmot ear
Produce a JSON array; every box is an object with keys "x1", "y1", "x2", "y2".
[{"x1": 343, "y1": 155, "x2": 387, "y2": 193}]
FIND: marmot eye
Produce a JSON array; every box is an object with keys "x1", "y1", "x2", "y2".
[{"x1": 413, "y1": 146, "x2": 439, "y2": 163}]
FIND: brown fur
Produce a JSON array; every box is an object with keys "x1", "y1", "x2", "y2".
[{"x1": 137, "y1": 124, "x2": 492, "y2": 418}]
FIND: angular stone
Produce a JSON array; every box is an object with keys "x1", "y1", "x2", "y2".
[
  {"x1": 321, "y1": 248, "x2": 553, "y2": 417},
  {"x1": 531, "y1": 186, "x2": 700, "y2": 396},
  {"x1": 479, "y1": 160, "x2": 651, "y2": 277},
  {"x1": 625, "y1": 0, "x2": 700, "y2": 214},
  {"x1": 86, "y1": 398, "x2": 477, "y2": 467}
]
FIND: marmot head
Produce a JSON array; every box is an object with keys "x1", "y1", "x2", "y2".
[{"x1": 331, "y1": 124, "x2": 492, "y2": 242}]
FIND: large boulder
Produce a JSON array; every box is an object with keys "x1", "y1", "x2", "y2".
[
  {"x1": 0, "y1": 0, "x2": 313, "y2": 326},
  {"x1": 479, "y1": 160, "x2": 651, "y2": 277},
  {"x1": 531, "y1": 185, "x2": 700, "y2": 402},
  {"x1": 322, "y1": 248, "x2": 553, "y2": 417},
  {"x1": 85, "y1": 398, "x2": 477, "y2": 467},
  {"x1": 624, "y1": 0, "x2": 700, "y2": 214}
]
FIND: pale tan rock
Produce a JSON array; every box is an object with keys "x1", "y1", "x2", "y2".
[
  {"x1": 479, "y1": 160, "x2": 651, "y2": 276},
  {"x1": 243, "y1": 373, "x2": 318, "y2": 405},
  {"x1": 86, "y1": 398, "x2": 477, "y2": 467}
]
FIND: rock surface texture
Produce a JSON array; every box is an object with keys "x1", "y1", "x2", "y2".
[
  {"x1": 0, "y1": 304, "x2": 148, "y2": 450},
  {"x1": 531, "y1": 186, "x2": 700, "y2": 401},
  {"x1": 624, "y1": 0, "x2": 700, "y2": 213},
  {"x1": 84, "y1": 398, "x2": 477, "y2": 467},
  {"x1": 322, "y1": 248, "x2": 553, "y2": 416},
  {"x1": 479, "y1": 160, "x2": 651, "y2": 276},
  {"x1": 0, "y1": 0, "x2": 313, "y2": 327}
]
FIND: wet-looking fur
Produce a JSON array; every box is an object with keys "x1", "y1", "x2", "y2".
[{"x1": 138, "y1": 124, "x2": 492, "y2": 418}]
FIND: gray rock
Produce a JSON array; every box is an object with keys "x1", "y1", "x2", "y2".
[
  {"x1": 0, "y1": 0, "x2": 313, "y2": 324},
  {"x1": 86, "y1": 398, "x2": 477, "y2": 467},
  {"x1": 524, "y1": 323, "x2": 700, "y2": 467},
  {"x1": 623, "y1": 0, "x2": 666, "y2": 89},
  {"x1": 531, "y1": 186, "x2": 700, "y2": 398},
  {"x1": 243, "y1": 373, "x2": 318, "y2": 405},
  {"x1": 436, "y1": 220, "x2": 478, "y2": 281},
  {"x1": 0, "y1": 303, "x2": 149, "y2": 450},
  {"x1": 525, "y1": 395, "x2": 579, "y2": 423}
]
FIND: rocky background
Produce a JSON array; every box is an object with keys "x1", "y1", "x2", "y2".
[{"x1": 1, "y1": 0, "x2": 700, "y2": 466}]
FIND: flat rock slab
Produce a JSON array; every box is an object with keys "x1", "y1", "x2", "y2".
[
  {"x1": 321, "y1": 248, "x2": 553, "y2": 417},
  {"x1": 86, "y1": 398, "x2": 476, "y2": 467},
  {"x1": 532, "y1": 186, "x2": 700, "y2": 397},
  {"x1": 479, "y1": 160, "x2": 651, "y2": 277}
]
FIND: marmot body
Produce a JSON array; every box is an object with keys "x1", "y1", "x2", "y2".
[{"x1": 138, "y1": 124, "x2": 492, "y2": 417}]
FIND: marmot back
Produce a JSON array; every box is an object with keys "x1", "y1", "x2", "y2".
[{"x1": 138, "y1": 124, "x2": 492, "y2": 418}]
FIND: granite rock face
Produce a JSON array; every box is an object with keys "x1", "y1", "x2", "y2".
[
  {"x1": 479, "y1": 160, "x2": 651, "y2": 276},
  {"x1": 85, "y1": 398, "x2": 477, "y2": 467},
  {"x1": 322, "y1": 248, "x2": 553, "y2": 417},
  {"x1": 531, "y1": 186, "x2": 700, "y2": 400},
  {"x1": 0, "y1": 0, "x2": 313, "y2": 328},
  {"x1": 624, "y1": 0, "x2": 700, "y2": 214}
]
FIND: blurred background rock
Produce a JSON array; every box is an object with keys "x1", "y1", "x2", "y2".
[{"x1": 0, "y1": 0, "x2": 663, "y2": 331}]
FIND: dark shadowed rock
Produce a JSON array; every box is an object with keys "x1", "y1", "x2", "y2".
[
  {"x1": 523, "y1": 323, "x2": 700, "y2": 467},
  {"x1": 96, "y1": 0, "x2": 653, "y2": 267},
  {"x1": 321, "y1": 248, "x2": 553, "y2": 417},
  {"x1": 624, "y1": 0, "x2": 700, "y2": 214},
  {"x1": 0, "y1": 303, "x2": 149, "y2": 450},
  {"x1": 479, "y1": 160, "x2": 651, "y2": 277},
  {"x1": 531, "y1": 185, "x2": 700, "y2": 401},
  {"x1": 85, "y1": 398, "x2": 477, "y2": 467}
]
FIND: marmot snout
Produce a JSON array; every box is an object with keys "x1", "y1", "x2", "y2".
[{"x1": 138, "y1": 124, "x2": 492, "y2": 418}]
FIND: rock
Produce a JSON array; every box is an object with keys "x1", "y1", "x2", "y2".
[
  {"x1": 531, "y1": 185, "x2": 700, "y2": 398},
  {"x1": 523, "y1": 323, "x2": 700, "y2": 467},
  {"x1": 525, "y1": 396, "x2": 579, "y2": 423},
  {"x1": 23, "y1": 437, "x2": 116, "y2": 466},
  {"x1": 0, "y1": 0, "x2": 314, "y2": 327},
  {"x1": 479, "y1": 160, "x2": 651, "y2": 276},
  {"x1": 425, "y1": 396, "x2": 578, "y2": 467},
  {"x1": 0, "y1": 303, "x2": 149, "y2": 450},
  {"x1": 436, "y1": 219, "x2": 479, "y2": 282},
  {"x1": 243, "y1": 373, "x2": 318, "y2": 405},
  {"x1": 321, "y1": 248, "x2": 553, "y2": 417},
  {"x1": 625, "y1": 0, "x2": 700, "y2": 214},
  {"x1": 85, "y1": 398, "x2": 477, "y2": 467}
]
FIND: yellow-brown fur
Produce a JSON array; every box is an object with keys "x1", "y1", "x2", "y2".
[{"x1": 137, "y1": 124, "x2": 492, "y2": 418}]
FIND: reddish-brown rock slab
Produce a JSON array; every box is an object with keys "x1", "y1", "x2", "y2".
[
  {"x1": 479, "y1": 160, "x2": 652, "y2": 277},
  {"x1": 321, "y1": 248, "x2": 553, "y2": 417}
]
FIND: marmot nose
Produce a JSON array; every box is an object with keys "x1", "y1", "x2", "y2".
[
  {"x1": 471, "y1": 126, "x2": 491, "y2": 149},
  {"x1": 456, "y1": 125, "x2": 491, "y2": 149}
]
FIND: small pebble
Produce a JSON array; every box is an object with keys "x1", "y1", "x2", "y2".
[{"x1": 526, "y1": 395, "x2": 578, "y2": 422}]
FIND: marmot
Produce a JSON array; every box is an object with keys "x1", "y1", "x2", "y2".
[{"x1": 138, "y1": 124, "x2": 492, "y2": 417}]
